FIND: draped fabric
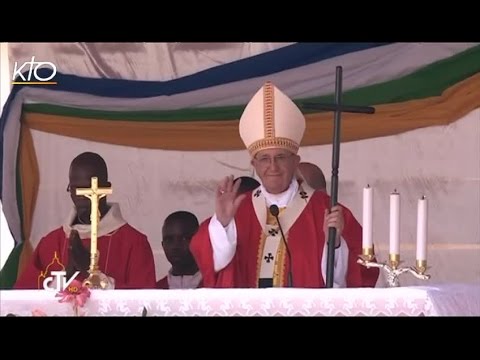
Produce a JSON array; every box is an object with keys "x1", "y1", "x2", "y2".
[
  {"x1": 8, "y1": 42, "x2": 295, "y2": 81},
  {"x1": 1, "y1": 42, "x2": 479, "y2": 287}
]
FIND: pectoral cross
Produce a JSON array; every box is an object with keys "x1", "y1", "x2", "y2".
[
  {"x1": 76, "y1": 177, "x2": 113, "y2": 288},
  {"x1": 302, "y1": 66, "x2": 376, "y2": 288}
]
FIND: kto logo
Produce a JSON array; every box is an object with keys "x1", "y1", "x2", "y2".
[
  {"x1": 12, "y1": 56, "x2": 57, "y2": 85},
  {"x1": 38, "y1": 252, "x2": 79, "y2": 291}
]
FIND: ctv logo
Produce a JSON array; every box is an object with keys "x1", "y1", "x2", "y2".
[
  {"x1": 12, "y1": 56, "x2": 57, "y2": 85},
  {"x1": 43, "y1": 271, "x2": 80, "y2": 292},
  {"x1": 38, "y1": 252, "x2": 79, "y2": 291}
]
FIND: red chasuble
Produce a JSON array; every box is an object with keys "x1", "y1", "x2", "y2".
[{"x1": 191, "y1": 183, "x2": 379, "y2": 289}]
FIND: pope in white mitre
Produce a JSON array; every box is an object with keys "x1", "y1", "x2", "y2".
[{"x1": 190, "y1": 82, "x2": 379, "y2": 288}]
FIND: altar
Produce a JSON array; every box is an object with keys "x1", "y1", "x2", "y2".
[{"x1": 1, "y1": 283, "x2": 479, "y2": 316}]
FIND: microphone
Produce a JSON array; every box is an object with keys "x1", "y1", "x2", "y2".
[{"x1": 269, "y1": 204, "x2": 293, "y2": 287}]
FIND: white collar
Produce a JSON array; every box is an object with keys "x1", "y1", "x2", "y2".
[
  {"x1": 167, "y1": 269, "x2": 203, "y2": 289},
  {"x1": 260, "y1": 178, "x2": 299, "y2": 207},
  {"x1": 62, "y1": 203, "x2": 127, "y2": 239}
]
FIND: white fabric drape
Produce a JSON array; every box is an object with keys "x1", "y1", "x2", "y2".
[
  {"x1": 0, "y1": 43, "x2": 15, "y2": 270},
  {"x1": 27, "y1": 110, "x2": 480, "y2": 284},
  {"x1": 8, "y1": 43, "x2": 294, "y2": 81},
  {"x1": 0, "y1": 201, "x2": 15, "y2": 270}
]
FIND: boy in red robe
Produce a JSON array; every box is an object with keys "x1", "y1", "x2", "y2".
[
  {"x1": 14, "y1": 152, "x2": 156, "y2": 290},
  {"x1": 190, "y1": 82, "x2": 379, "y2": 289},
  {"x1": 156, "y1": 211, "x2": 202, "y2": 289}
]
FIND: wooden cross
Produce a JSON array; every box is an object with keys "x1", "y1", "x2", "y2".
[
  {"x1": 76, "y1": 177, "x2": 112, "y2": 272},
  {"x1": 302, "y1": 66, "x2": 376, "y2": 288}
]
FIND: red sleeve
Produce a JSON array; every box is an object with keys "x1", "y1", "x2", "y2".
[
  {"x1": 340, "y1": 204, "x2": 379, "y2": 288},
  {"x1": 14, "y1": 229, "x2": 65, "y2": 289},
  {"x1": 114, "y1": 230, "x2": 156, "y2": 289},
  {"x1": 189, "y1": 217, "x2": 235, "y2": 288},
  {"x1": 190, "y1": 217, "x2": 217, "y2": 287}
]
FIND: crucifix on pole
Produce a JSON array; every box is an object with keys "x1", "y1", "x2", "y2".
[
  {"x1": 302, "y1": 66, "x2": 376, "y2": 288},
  {"x1": 75, "y1": 176, "x2": 114, "y2": 290}
]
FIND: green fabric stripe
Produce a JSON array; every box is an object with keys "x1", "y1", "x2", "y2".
[
  {"x1": 23, "y1": 44, "x2": 480, "y2": 122},
  {"x1": 0, "y1": 243, "x2": 23, "y2": 289},
  {"x1": 25, "y1": 103, "x2": 242, "y2": 122}
]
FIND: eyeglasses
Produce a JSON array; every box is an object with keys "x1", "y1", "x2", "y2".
[{"x1": 254, "y1": 153, "x2": 294, "y2": 167}]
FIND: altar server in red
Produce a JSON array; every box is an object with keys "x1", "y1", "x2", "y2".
[{"x1": 14, "y1": 152, "x2": 156, "y2": 290}]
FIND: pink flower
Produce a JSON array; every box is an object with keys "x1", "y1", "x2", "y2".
[
  {"x1": 56, "y1": 279, "x2": 91, "y2": 308},
  {"x1": 31, "y1": 309, "x2": 47, "y2": 316}
]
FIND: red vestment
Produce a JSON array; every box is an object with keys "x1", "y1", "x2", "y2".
[
  {"x1": 14, "y1": 223, "x2": 156, "y2": 290},
  {"x1": 191, "y1": 188, "x2": 379, "y2": 288}
]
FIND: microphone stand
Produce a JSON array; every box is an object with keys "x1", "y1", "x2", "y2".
[{"x1": 270, "y1": 205, "x2": 293, "y2": 287}]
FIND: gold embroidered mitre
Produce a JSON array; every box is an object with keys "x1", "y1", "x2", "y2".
[{"x1": 239, "y1": 82, "x2": 306, "y2": 157}]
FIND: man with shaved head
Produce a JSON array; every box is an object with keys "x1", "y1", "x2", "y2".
[
  {"x1": 15, "y1": 152, "x2": 156, "y2": 290},
  {"x1": 234, "y1": 176, "x2": 261, "y2": 194},
  {"x1": 298, "y1": 162, "x2": 327, "y2": 192}
]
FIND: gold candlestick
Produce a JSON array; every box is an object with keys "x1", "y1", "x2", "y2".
[
  {"x1": 389, "y1": 254, "x2": 400, "y2": 270},
  {"x1": 357, "y1": 249, "x2": 431, "y2": 287},
  {"x1": 416, "y1": 260, "x2": 427, "y2": 275},
  {"x1": 76, "y1": 177, "x2": 114, "y2": 290},
  {"x1": 361, "y1": 247, "x2": 375, "y2": 260}
]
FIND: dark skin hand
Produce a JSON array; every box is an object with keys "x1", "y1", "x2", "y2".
[{"x1": 66, "y1": 230, "x2": 90, "y2": 278}]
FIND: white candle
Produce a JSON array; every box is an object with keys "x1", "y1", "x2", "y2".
[
  {"x1": 389, "y1": 190, "x2": 400, "y2": 255},
  {"x1": 416, "y1": 196, "x2": 428, "y2": 261},
  {"x1": 362, "y1": 184, "x2": 373, "y2": 249}
]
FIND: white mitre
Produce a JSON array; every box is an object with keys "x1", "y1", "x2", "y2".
[{"x1": 239, "y1": 81, "x2": 306, "y2": 157}]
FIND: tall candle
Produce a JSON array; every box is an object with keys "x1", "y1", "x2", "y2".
[
  {"x1": 389, "y1": 190, "x2": 400, "y2": 255},
  {"x1": 362, "y1": 184, "x2": 373, "y2": 250},
  {"x1": 416, "y1": 196, "x2": 428, "y2": 261}
]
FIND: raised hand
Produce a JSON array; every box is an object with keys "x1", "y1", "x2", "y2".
[{"x1": 215, "y1": 175, "x2": 246, "y2": 227}]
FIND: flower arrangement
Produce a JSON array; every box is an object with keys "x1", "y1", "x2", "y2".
[
  {"x1": 55, "y1": 279, "x2": 91, "y2": 316},
  {"x1": 5, "y1": 281, "x2": 91, "y2": 317}
]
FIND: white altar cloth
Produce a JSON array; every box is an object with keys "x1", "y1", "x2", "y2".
[{"x1": 1, "y1": 283, "x2": 479, "y2": 316}]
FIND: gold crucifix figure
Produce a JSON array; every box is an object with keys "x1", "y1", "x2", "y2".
[{"x1": 76, "y1": 176, "x2": 114, "y2": 290}]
